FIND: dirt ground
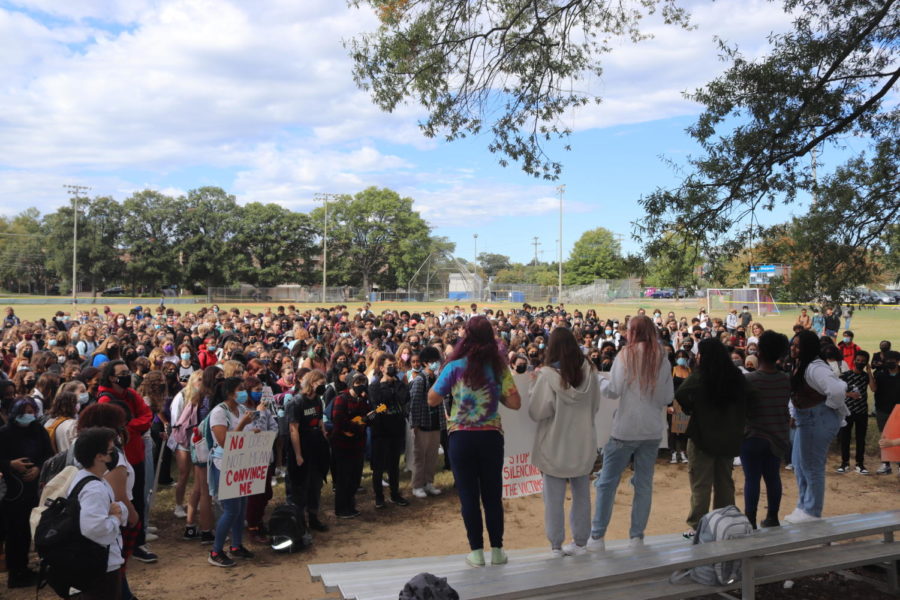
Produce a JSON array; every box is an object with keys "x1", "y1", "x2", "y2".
[{"x1": 8, "y1": 449, "x2": 899, "y2": 600}]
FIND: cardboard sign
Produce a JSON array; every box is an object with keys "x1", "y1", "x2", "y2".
[
  {"x1": 217, "y1": 430, "x2": 277, "y2": 500},
  {"x1": 671, "y1": 401, "x2": 690, "y2": 435},
  {"x1": 881, "y1": 404, "x2": 900, "y2": 463},
  {"x1": 497, "y1": 372, "x2": 542, "y2": 498}
]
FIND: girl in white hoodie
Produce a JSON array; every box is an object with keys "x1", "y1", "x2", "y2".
[{"x1": 529, "y1": 327, "x2": 602, "y2": 557}]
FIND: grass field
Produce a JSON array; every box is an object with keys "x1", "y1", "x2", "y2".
[{"x1": 6, "y1": 298, "x2": 899, "y2": 354}]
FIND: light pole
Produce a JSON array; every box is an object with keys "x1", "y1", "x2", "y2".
[
  {"x1": 473, "y1": 233, "x2": 478, "y2": 265},
  {"x1": 64, "y1": 184, "x2": 90, "y2": 308},
  {"x1": 557, "y1": 184, "x2": 565, "y2": 304},
  {"x1": 314, "y1": 193, "x2": 335, "y2": 304}
]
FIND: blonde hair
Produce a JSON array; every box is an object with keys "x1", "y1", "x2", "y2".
[
  {"x1": 183, "y1": 370, "x2": 204, "y2": 407},
  {"x1": 300, "y1": 369, "x2": 326, "y2": 396},
  {"x1": 620, "y1": 315, "x2": 664, "y2": 393}
]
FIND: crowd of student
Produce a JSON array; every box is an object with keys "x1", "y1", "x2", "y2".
[{"x1": 0, "y1": 300, "x2": 897, "y2": 594}]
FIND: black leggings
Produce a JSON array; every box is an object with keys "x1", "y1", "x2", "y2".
[
  {"x1": 740, "y1": 436, "x2": 782, "y2": 524},
  {"x1": 448, "y1": 430, "x2": 504, "y2": 551}
]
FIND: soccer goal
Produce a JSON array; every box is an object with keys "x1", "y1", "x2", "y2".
[{"x1": 707, "y1": 288, "x2": 781, "y2": 316}]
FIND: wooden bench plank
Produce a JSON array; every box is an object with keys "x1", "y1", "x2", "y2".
[{"x1": 447, "y1": 511, "x2": 900, "y2": 600}]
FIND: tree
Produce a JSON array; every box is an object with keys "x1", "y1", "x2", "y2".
[
  {"x1": 564, "y1": 227, "x2": 623, "y2": 284},
  {"x1": 477, "y1": 252, "x2": 512, "y2": 277},
  {"x1": 643, "y1": 231, "x2": 703, "y2": 296},
  {"x1": 121, "y1": 190, "x2": 181, "y2": 293},
  {"x1": 349, "y1": 0, "x2": 689, "y2": 179},
  {"x1": 43, "y1": 197, "x2": 126, "y2": 295},
  {"x1": 638, "y1": 0, "x2": 900, "y2": 295},
  {"x1": 234, "y1": 203, "x2": 317, "y2": 287},
  {"x1": 311, "y1": 187, "x2": 433, "y2": 292},
  {"x1": 174, "y1": 187, "x2": 242, "y2": 290},
  {"x1": 0, "y1": 209, "x2": 50, "y2": 294}
]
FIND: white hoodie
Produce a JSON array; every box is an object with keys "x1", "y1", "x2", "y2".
[{"x1": 529, "y1": 362, "x2": 602, "y2": 478}]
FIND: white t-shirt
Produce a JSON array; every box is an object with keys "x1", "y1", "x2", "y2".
[
  {"x1": 67, "y1": 470, "x2": 126, "y2": 572},
  {"x1": 209, "y1": 403, "x2": 246, "y2": 469},
  {"x1": 45, "y1": 418, "x2": 78, "y2": 452}
]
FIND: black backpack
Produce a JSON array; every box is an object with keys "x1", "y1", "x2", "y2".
[
  {"x1": 35, "y1": 475, "x2": 110, "y2": 598},
  {"x1": 268, "y1": 503, "x2": 312, "y2": 553}
]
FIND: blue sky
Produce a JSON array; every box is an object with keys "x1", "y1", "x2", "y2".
[{"x1": 0, "y1": 0, "x2": 853, "y2": 264}]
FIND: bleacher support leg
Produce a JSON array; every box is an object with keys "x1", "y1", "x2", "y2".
[
  {"x1": 885, "y1": 531, "x2": 899, "y2": 594},
  {"x1": 741, "y1": 557, "x2": 756, "y2": 600}
]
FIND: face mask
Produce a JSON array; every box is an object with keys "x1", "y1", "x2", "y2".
[
  {"x1": 104, "y1": 446, "x2": 120, "y2": 472},
  {"x1": 117, "y1": 319, "x2": 125, "y2": 326},
  {"x1": 314, "y1": 384, "x2": 326, "y2": 396},
  {"x1": 277, "y1": 409, "x2": 285, "y2": 419},
  {"x1": 163, "y1": 344, "x2": 173, "y2": 353},
  {"x1": 515, "y1": 364, "x2": 527, "y2": 374},
  {"x1": 68, "y1": 352, "x2": 80, "y2": 361},
  {"x1": 538, "y1": 343, "x2": 545, "y2": 350},
  {"x1": 250, "y1": 391, "x2": 263, "y2": 403},
  {"x1": 16, "y1": 413, "x2": 36, "y2": 427},
  {"x1": 428, "y1": 361, "x2": 440, "y2": 372},
  {"x1": 180, "y1": 352, "x2": 191, "y2": 361},
  {"x1": 676, "y1": 357, "x2": 688, "y2": 367},
  {"x1": 78, "y1": 392, "x2": 90, "y2": 405},
  {"x1": 403, "y1": 326, "x2": 409, "y2": 332},
  {"x1": 386, "y1": 365, "x2": 397, "y2": 377},
  {"x1": 605, "y1": 329, "x2": 613, "y2": 335},
  {"x1": 352, "y1": 385, "x2": 367, "y2": 397},
  {"x1": 23, "y1": 349, "x2": 33, "y2": 359},
  {"x1": 842, "y1": 337, "x2": 851, "y2": 344},
  {"x1": 115, "y1": 374, "x2": 131, "y2": 388},
  {"x1": 235, "y1": 390, "x2": 249, "y2": 405},
  {"x1": 340, "y1": 332, "x2": 349, "y2": 338},
  {"x1": 410, "y1": 341, "x2": 420, "y2": 348},
  {"x1": 24, "y1": 378, "x2": 35, "y2": 389},
  {"x1": 733, "y1": 359, "x2": 743, "y2": 368},
  {"x1": 401, "y1": 353, "x2": 410, "y2": 362},
  {"x1": 206, "y1": 345, "x2": 216, "y2": 352},
  {"x1": 48, "y1": 339, "x2": 58, "y2": 347}
]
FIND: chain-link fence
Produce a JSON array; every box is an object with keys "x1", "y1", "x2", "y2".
[{"x1": 210, "y1": 279, "x2": 643, "y2": 305}]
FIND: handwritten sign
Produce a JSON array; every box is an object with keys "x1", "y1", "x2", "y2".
[
  {"x1": 498, "y1": 372, "x2": 542, "y2": 498},
  {"x1": 218, "y1": 430, "x2": 277, "y2": 500},
  {"x1": 881, "y1": 404, "x2": 900, "y2": 463}
]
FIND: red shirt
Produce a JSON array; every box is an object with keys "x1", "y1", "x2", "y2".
[
  {"x1": 838, "y1": 341, "x2": 860, "y2": 370},
  {"x1": 98, "y1": 385, "x2": 152, "y2": 465}
]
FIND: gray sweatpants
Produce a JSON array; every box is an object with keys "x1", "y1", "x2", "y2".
[{"x1": 542, "y1": 473, "x2": 592, "y2": 549}]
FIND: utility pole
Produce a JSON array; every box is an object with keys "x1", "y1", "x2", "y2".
[
  {"x1": 531, "y1": 237, "x2": 540, "y2": 265},
  {"x1": 473, "y1": 233, "x2": 478, "y2": 265},
  {"x1": 64, "y1": 184, "x2": 90, "y2": 308},
  {"x1": 314, "y1": 193, "x2": 339, "y2": 304},
  {"x1": 557, "y1": 184, "x2": 565, "y2": 303}
]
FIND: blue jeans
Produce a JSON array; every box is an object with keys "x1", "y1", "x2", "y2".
[
  {"x1": 791, "y1": 403, "x2": 841, "y2": 517},
  {"x1": 740, "y1": 436, "x2": 782, "y2": 524},
  {"x1": 591, "y1": 437, "x2": 660, "y2": 540},
  {"x1": 209, "y1": 462, "x2": 248, "y2": 553}
]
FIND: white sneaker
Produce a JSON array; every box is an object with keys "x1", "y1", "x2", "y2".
[
  {"x1": 146, "y1": 525, "x2": 158, "y2": 534},
  {"x1": 670, "y1": 452, "x2": 678, "y2": 464},
  {"x1": 680, "y1": 452, "x2": 688, "y2": 464},
  {"x1": 382, "y1": 478, "x2": 390, "y2": 488},
  {"x1": 586, "y1": 537, "x2": 605, "y2": 552},
  {"x1": 174, "y1": 505, "x2": 187, "y2": 519},
  {"x1": 629, "y1": 537, "x2": 644, "y2": 548},
  {"x1": 145, "y1": 532, "x2": 159, "y2": 542},
  {"x1": 550, "y1": 548, "x2": 565, "y2": 559},
  {"x1": 424, "y1": 483, "x2": 442, "y2": 496},
  {"x1": 733, "y1": 457, "x2": 742, "y2": 467},
  {"x1": 784, "y1": 508, "x2": 820, "y2": 524},
  {"x1": 562, "y1": 542, "x2": 587, "y2": 556},
  {"x1": 412, "y1": 488, "x2": 428, "y2": 499}
]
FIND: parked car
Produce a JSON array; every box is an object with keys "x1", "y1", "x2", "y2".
[
  {"x1": 870, "y1": 290, "x2": 893, "y2": 304},
  {"x1": 101, "y1": 286, "x2": 126, "y2": 296},
  {"x1": 651, "y1": 289, "x2": 674, "y2": 299},
  {"x1": 885, "y1": 290, "x2": 900, "y2": 304}
]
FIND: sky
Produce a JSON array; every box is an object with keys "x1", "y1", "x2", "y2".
[{"x1": 0, "y1": 0, "x2": 858, "y2": 265}]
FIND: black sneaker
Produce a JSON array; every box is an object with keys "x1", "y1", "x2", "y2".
[
  {"x1": 760, "y1": 517, "x2": 780, "y2": 528},
  {"x1": 7, "y1": 568, "x2": 38, "y2": 589},
  {"x1": 200, "y1": 530, "x2": 215, "y2": 545},
  {"x1": 336, "y1": 510, "x2": 361, "y2": 519},
  {"x1": 229, "y1": 545, "x2": 255, "y2": 559},
  {"x1": 183, "y1": 525, "x2": 199, "y2": 540},
  {"x1": 308, "y1": 515, "x2": 329, "y2": 532},
  {"x1": 374, "y1": 498, "x2": 386, "y2": 509},
  {"x1": 390, "y1": 495, "x2": 410, "y2": 507},
  {"x1": 208, "y1": 551, "x2": 235, "y2": 568},
  {"x1": 835, "y1": 463, "x2": 850, "y2": 473},
  {"x1": 132, "y1": 545, "x2": 158, "y2": 563}
]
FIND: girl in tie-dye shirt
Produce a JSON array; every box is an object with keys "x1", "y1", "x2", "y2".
[{"x1": 432, "y1": 358, "x2": 516, "y2": 433}]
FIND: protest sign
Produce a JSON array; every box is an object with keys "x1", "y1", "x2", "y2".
[
  {"x1": 218, "y1": 430, "x2": 277, "y2": 501},
  {"x1": 497, "y1": 371, "x2": 542, "y2": 498},
  {"x1": 881, "y1": 404, "x2": 900, "y2": 463}
]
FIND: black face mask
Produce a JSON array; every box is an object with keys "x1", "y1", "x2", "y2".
[
  {"x1": 515, "y1": 364, "x2": 527, "y2": 374},
  {"x1": 23, "y1": 349, "x2": 33, "y2": 359},
  {"x1": 315, "y1": 384, "x2": 326, "y2": 396},
  {"x1": 386, "y1": 366, "x2": 397, "y2": 377},
  {"x1": 105, "y1": 447, "x2": 119, "y2": 472},
  {"x1": 352, "y1": 385, "x2": 367, "y2": 397},
  {"x1": 68, "y1": 352, "x2": 80, "y2": 361},
  {"x1": 336, "y1": 361, "x2": 347, "y2": 370},
  {"x1": 23, "y1": 378, "x2": 36, "y2": 389},
  {"x1": 115, "y1": 374, "x2": 131, "y2": 388}
]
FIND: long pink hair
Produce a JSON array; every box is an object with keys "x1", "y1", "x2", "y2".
[{"x1": 620, "y1": 315, "x2": 663, "y2": 393}]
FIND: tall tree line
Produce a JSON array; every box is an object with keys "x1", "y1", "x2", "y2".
[{"x1": 0, "y1": 186, "x2": 442, "y2": 296}]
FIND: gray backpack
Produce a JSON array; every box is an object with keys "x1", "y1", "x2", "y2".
[{"x1": 674, "y1": 505, "x2": 754, "y2": 586}]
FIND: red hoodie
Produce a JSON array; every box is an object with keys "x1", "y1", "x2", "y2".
[
  {"x1": 98, "y1": 384, "x2": 152, "y2": 465},
  {"x1": 198, "y1": 347, "x2": 218, "y2": 369}
]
